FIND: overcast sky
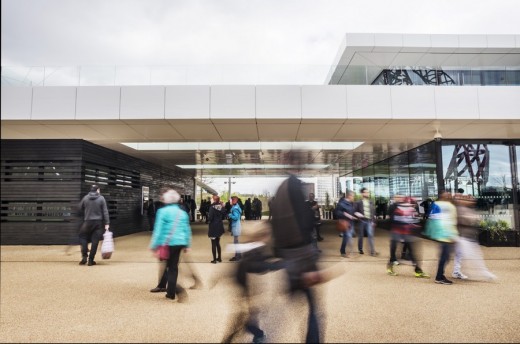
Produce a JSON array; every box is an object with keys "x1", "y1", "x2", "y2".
[{"x1": 2, "y1": 0, "x2": 520, "y2": 70}]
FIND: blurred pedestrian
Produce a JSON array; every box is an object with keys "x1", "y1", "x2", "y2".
[
  {"x1": 222, "y1": 221, "x2": 284, "y2": 343},
  {"x1": 452, "y1": 194, "x2": 497, "y2": 281},
  {"x1": 149, "y1": 187, "x2": 192, "y2": 301},
  {"x1": 386, "y1": 195, "x2": 430, "y2": 278},
  {"x1": 336, "y1": 191, "x2": 356, "y2": 258},
  {"x1": 426, "y1": 192, "x2": 459, "y2": 285}
]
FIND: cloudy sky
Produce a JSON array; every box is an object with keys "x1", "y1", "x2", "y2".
[{"x1": 2, "y1": 0, "x2": 520, "y2": 75}]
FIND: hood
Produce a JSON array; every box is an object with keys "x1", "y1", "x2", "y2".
[{"x1": 88, "y1": 191, "x2": 101, "y2": 200}]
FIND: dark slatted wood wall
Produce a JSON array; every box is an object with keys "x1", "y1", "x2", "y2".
[{"x1": 1, "y1": 139, "x2": 195, "y2": 245}]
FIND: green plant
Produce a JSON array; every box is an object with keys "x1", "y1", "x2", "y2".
[{"x1": 479, "y1": 219, "x2": 511, "y2": 242}]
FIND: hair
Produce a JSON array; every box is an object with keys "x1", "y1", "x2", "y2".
[
  {"x1": 213, "y1": 195, "x2": 220, "y2": 203},
  {"x1": 90, "y1": 185, "x2": 100, "y2": 192},
  {"x1": 162, "y1": 188, "x2": 181, "y2": 204},
  {"x1": 360, "y1": 187, "x2": 368, "y2": 193},
  {"x1": 346, "y1": 190, "x2": 355, "y2": 197}
]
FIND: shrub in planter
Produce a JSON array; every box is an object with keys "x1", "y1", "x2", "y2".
[{"x1": 478, "y1": 219, "x2": 519, "y2": 247}]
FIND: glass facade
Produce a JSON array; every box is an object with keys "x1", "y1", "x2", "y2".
[{"x1": 342, "y1": 140, "x2": 520, "y2": 232}]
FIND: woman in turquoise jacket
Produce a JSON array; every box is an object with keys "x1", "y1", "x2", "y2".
[
  {"x1": 228, "y1": 196, "x2": 243, "y2": 261},
  {"x1": 149, "y1": 188, "x2": 192, "y2": 301}
]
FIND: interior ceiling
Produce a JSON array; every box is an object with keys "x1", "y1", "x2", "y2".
[{"x1": 2, "y1": 118, "x2": 519, "y2": 178}]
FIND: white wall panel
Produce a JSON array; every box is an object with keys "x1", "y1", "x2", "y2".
[
  {"x1": 391, "y1": 86, "x2": 435, "y2": 119},
  {"x1": 165, "y1": 86, "x2": 209, "y2": 119},
  {"x1": 76, "y1": 86, "x2": 120, "y2": 119},
  {"x1": 346, "y1": 86, "x2": 391, "y2": 119},
  {"x1": 1, "y1": 87, "x2": 32, "y2": 119},
  {"x1": 478, "y1": 87, "x2": 520, "y2": 119},
  {"x1": 32, "y1": 87, "x2": 76, "y2": 119},
  {"x1": 435, "y1": 87, "x2": 479, "y2": 119},
  {"x1": 120, "y1": 86, "x2": 164, "y2": 119},
  {"x1": 301, "y1": 86, "x2": 347, "y2": 120},
  {"x1": 456, "y1": 34, "x2": 486, "y2": 53},
  {"x1": 373, "y1": 33, "x2": 403, "y2": 52},
  {"x1": 430, "y1": 34, "x2": 458, "y2": 53},
  {"x1": 401, "y1": 34, "x2": 431, "y2": 53},
  {"x1": 210, "y1": 86, "x2": 255, "y2": 119},
  {"x1": 256, "y1": 86, "x2": 301, "y2": 119}
]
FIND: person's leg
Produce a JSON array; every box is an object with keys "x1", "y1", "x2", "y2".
[
  {"x1": 234, "y1": 235, "x2": 241, "y2": 259},
  {"x1": 340, "y1": 230, "x2": 348, "y2": 255},
  {"x1": 215, "y1": 237, "x2": 222, "y2": 262},
  {"x1": 88, "y1": 224, "x2": 103, "y2": 264},
  {"x1": 358, "y1": 221, "x2": 366, "y2": 253},
  {"x1": 389, "y1": 234, "x2": 398, "y2": 263},
  {"x1": 211, "y1": 238, "x2": 217, "y2": 262},
  {"x1": 150, "y1": 261, "x2": 168, "y2": 291},
  {"x1": 166, "y1": 246, "x2": 183, "y2": 299},
  {"x1": 78, "y1": 222, "x2": 89, "y2": 264},
  {"x1": 367, "y1": 222, "x2": 376, "y2": 255},
  {"x1": 436, "y1": 243, "x2": 452, "y2": 282},
  {"x1": 304, "y1": 288, "x2": 320, "y2": 343}
]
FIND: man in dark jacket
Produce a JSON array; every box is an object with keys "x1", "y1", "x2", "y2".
[
  {"x1": 78, "y1": 185, "x2": 110, "y2": 266},
  {"x1": 336, "y1": 191, "x2": 356, "y2": 258}
]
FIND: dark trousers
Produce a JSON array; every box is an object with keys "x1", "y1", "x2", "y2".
[
  {"x1": 79, "y1": 220, "x2": 103, "y2": 261},
  {"x1": 304, "y1": 288, "x2": 320, "y2": 343},
  {"x1": 166, "y1": 245, "x2": 186, "y2": 299},
  {"x1": 211, "y1": 237, "x2": 222, "y2": 261},
  {"x1": 436, "y1": 242, "x2": 453, "y2": 280}
]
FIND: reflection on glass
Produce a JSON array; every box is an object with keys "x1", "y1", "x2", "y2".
[
  {"x1": 388, "y1": 153, "x2": 410, "y2": 197},
  {"x1": 442, "y1": 143, "x2": 514, "y2": 230}
]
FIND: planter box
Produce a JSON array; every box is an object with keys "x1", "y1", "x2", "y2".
[{"x1": 478, "y1": 230, "x2": 520, "y2": 247}]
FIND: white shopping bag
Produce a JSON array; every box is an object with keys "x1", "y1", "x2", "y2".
[{"x1": 101, "y1": 230, "x2": 114, "y2": 259}]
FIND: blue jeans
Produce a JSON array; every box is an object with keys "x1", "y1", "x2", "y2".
[
  {"x1": 358, "y1": 220, "x2": 375, "y2": 254},
  {"x1": 340, "y1": 229, "x2": 353, "y2": 254}
]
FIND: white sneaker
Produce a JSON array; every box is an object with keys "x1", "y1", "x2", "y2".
[{"x1": 452, "y1": 271, "x2": 468, "y2": 280}]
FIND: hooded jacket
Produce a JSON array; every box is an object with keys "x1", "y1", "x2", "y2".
[{"x1": 79, "y1": 191, "x2": 110, "y2": 224}]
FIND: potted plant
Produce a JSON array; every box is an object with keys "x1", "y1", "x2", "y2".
[{"x1": 478, "y1": 219, "x2": 519, "y2": 247}]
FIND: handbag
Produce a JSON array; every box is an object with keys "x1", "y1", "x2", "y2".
[
  {"x1": 157, "y1": 244, "x2": 170, "y2": 261},
  {"x1": 155, "y1": 211, "x2": 180, "y2": 261},
  {"x1": 336, "y1": 219, "x2": 350, "y2": 232},
  {"x1": 101, "y1": 229, "x2": 114, "y2": 259}
]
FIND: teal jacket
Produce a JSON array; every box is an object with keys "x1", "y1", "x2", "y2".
[
  {"x1": 228, "y1": 203, "x2": 242, "y2": 236},
  {"x1": 149, "y1": 204, "x2": 192, "y2": 250}
]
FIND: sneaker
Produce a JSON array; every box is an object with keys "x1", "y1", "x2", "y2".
[
  {"x1": 253, "y1": 334, "x2": 267, "y2": 343},
  {"x1": 370, "y1": 252, "x2": 379, "y2": 257},
  {"x1": 359, "y1": 250, "x2": 364, "y2": 255},
  {"x1": 415, "y1": 271, "x2": 431, "y2": 278},
  {"x1": 435, "y1": 278, "x2": 453, "y2": 285},
  {"x1": 216, "y1": 258, "x2": 222, "y2": 263},
  {"x1": 340, "y1": 253, "x2": 350, "y2": 258},
  {"x1": 391, "y1": 260, "x2": 400, "y2": 266},
  {"x1": 87, "y1": 260, "x2": 96, "y2": 266},
  {"x1": 150, "y1": 287, "x2": 167, "y2": 293},
  {"x1": 229, "y1": 256, "x2": 239, "y2": 262},
  {"x1": 452, "y1": 271, "x2": 468, "y2": 280},
  {"x1": 79, "y1": 258, "x2": 87, "y2": 265},
  {"x1": 386, "y1": 264, "x2": 398, "y2": 276},
  {"x1": 211, "y1": 260, "x2": 217, "y2": 264}
]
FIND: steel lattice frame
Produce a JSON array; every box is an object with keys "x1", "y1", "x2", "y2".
[{"x1": 444, "y1": 144, "x2": 490, "y2": 190}]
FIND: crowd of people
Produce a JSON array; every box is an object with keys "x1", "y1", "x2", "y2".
[{"x1": 76, "y1": 178, "x2": 497, "y2": 343}]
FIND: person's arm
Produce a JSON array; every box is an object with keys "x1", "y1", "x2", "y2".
[
  {"x1": 184, "y1": 211, "x2": 192, "y2": 252},
  {"x1": 353, "y1": 201, "x2": 364, "y2": 219}
]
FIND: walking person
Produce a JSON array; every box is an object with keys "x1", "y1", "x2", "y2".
[
  {"x1": 208, "y1": 194, "x2": 226, "y2": 264},
  {"x1": 149, "y1": 187, "x2": 192, "y2": 301},
  {"x1": 354, "y1": 187, "x2": 378, "y2": 256},
  {"x1": 336, "y1": 191, "x2": 356, "y2": 258},
  {"x1": 306, "y1": 193, "x2": 323, "y2": 242},
  {"x1": 451, "y1": 194, "x2": 497, "y2": 281},
  {"x1": 425, "y1": 192, "x2": 459, "y2": 285},
  {"x1": 229, "y1": 196, "x2": 243, "y2": 261},
  {"x1": 78, "y1": 185, "x2": 110, "y2": 266},
  {"x1": 386, "y1": 195, "x2": 430, "y2": 278}
]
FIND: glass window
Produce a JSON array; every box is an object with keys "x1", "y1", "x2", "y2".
[
  {"x1": 388, "y1": 153, "x2": 410, "y2": 197},
  {"x1": 442, "y1": 143, "x2": 514, "y2": 230}
]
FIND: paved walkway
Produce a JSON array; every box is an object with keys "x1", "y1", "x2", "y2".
[{"x1": 1, "y1": 221, "x2": 519, "y2": 343}]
